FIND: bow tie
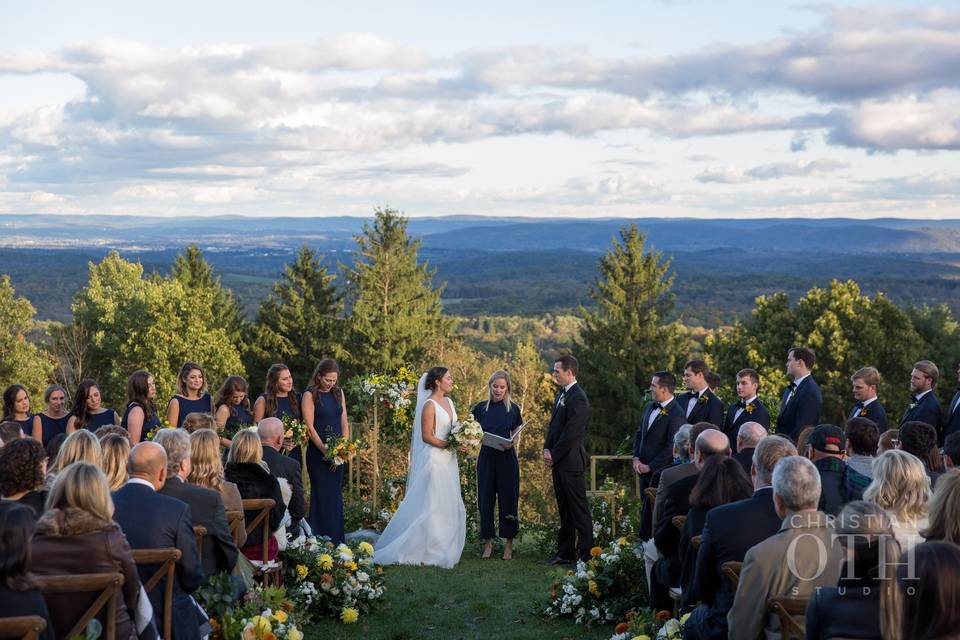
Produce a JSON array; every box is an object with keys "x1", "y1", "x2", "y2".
[
  {"x1": 788, "y1": 382, "x2": 797, "y2": 391},
  {"x1": 912, "y1": 396, "x2": 920, "y2": 403},
  {"x1": 736, "y1": 400, "x2": 746, "y2": 409},
  {"x1": 854, "y1": 401, "x2": 864, "y2": 409}
]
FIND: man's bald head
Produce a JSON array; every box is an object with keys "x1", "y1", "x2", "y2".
[
  {"x1": 737, "y1": 422, "x2": 767, "y2": 450},
  {"x1": 128, "y1": 441, "x2": 168, "y2": 489},
  {"x1": 694, "y1": 428, "x2": 730, "y2": 467},
  {"x1": 257, "y1": 417, "x2": 284, "y2": 450}
]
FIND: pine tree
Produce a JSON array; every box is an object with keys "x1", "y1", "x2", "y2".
[
  {"x1": 245, "y1": 246, "x2": 345, "y2": 388},
  {"x1": 344, "y1": 207, "x2": 452, "y2": 374},
  {"x1": 576, "y1": 225, "x2": 686, "y2": 452},
  {"x1": 171, "y1": 244, "x2": 246, "y2": 341}
]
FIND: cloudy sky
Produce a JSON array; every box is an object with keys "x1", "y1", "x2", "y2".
[{"x1": 1, "y1": 1, "x2": 959, "y2": 218}]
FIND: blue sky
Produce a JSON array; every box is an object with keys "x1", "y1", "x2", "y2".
[{"x1": 1, "y1": 1, "x2": 958, "y2": 218}]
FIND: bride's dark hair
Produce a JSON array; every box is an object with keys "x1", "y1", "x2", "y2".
[{"x1": 425, "y1": 367, "x2": 449, "y2": 391}]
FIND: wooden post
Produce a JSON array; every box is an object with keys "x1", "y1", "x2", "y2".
[{"x1": 371, "y1": 403, "x2": 380, "y2": 514}]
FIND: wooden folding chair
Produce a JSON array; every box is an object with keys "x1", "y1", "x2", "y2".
[
  {"x1": 0, "y1": 616, "x2": 48, "y2": 640},
  {"x1": 226, "y1": 510, "x2": 245, "y2": 547},
  {"x1": 672, "y1": 514, "x2": 687, "y2": 530},
  {"x1": 131, "y1": 548, "x2": 181, "y2": 640},
  {"x1": 34, "y1": 572, "x2": 124, "y2": 640},
  {"x1": 767, "y1": 596, "x2": 808, "y2": 640},
  {"x1": 721, "y1": 561, "x2": 743, "y2": 591},
  {"x1": 193, "y1": 525, "x2": 208, "y2": 565},
  {"x1": 643, "y1": 487, "x2": 657, "y2": 511},
  {"x1": 241, "y1": 498, "x2": 281, "y2": 586}
]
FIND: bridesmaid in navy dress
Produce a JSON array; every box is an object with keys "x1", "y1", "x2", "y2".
[
  {"x1": 472, "y1": 370, "x2": 523, "y2": 560},
  {"x1": 166, "y1": 361, "x2": 213, "y2": 429},
  {"x1": 67, "y1": 379, "x2": 118, "y2": 433},
  {"x1": 301, "y1": 359, "x2": 349, "y2": 543},
  {"x1": 253, "y1": 364, "x2": 300, "y2": 425},
  {"x1": 215, "y1": 375, "x2": 254, "y2": 445},
  {"x1": 32, "y1": 384, "x2": 70, "y2": 447},
  {"x1": 2, "y1": 384, "x2": 34, "y2": 435},
  {"x1": 120, "y1": 370, "x2": 160, "y2": 443}
]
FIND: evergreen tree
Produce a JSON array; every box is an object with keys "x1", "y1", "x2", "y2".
[
  {"x1": 575, "y1": 225, "x2": 686, "y2": 452},
  {"x1": 0, "y1": 276, "x2": 55, "y2": 401},
  {"x1": 245, "y1": 246, "x2": 345, "y2": 388},
  {"x1": 344, "y1": 207, "x2": 452, "y2": 374},
  {"x1": 171, "y1": 244, "x2": 247, "y2": 341}
]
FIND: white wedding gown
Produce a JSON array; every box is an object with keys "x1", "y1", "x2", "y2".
[{"x1": 374, "y1": 381, "x2": 466, "y2": 569}]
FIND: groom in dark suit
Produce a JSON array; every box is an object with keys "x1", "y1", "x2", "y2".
[
  {"x1": 634, "y1": 371, "x2": 685, "y2": 491},
  {"x1": 775, "y1": 347, "x2": 822, "y2": 442},
  {"x1": 543, "y1": 354, "x2": 593, "y2": 564}
]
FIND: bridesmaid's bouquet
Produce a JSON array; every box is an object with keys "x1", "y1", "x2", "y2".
[
  {"x1": 281, "y1": 414, "x2": 309, "y2": 448},
  {"x1": 326, "y1": 435, "x2": 364, "y2": 467},
  {"x1": 447, "y1": 414, "x2": 483, "y2": 457}
]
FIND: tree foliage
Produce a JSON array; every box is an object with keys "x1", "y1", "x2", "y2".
[
  {"x1": 576, "y1": 225, "x2": 687, "y2": 452},
  {"x1": 0, "y1": 276, "x2": 55, "y2": 402}
]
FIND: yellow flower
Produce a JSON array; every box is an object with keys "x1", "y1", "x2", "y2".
[
  {"x1": 680, "y1": 612, "x2": 691, "y2": 625},
  {"x1": 295, "y1": 564, "x2": 308, "y2": 580},
  {"x1": 358, "y1": 541, "x2": 375, "y2": 556},
  {"x1": 346, "y1": 560, "x2": 358, "y2": 572},
  {"x1": 340, "y1": 608, "x2": 359, "y2": 624},
  {"x1": 250, "y1": 616, "x2": 271, "y2": 635},
  {"x1": 632, "y1": 636, "x2": 651, "y2": 640},
  {"x1": 590, "y1": 546, "x2": 602, "y2": 557},
  {"x1": 272, "y1": 610, "x2": 288, "y2": 624},
  {"x1": 617, "y1": 537, "x2": 628, "y2": 545},
  {"x1": 317, "y1": 554, "x2": 333, "y2": 570},
  {"x1": 588, "y1": 580, "x2": 599, "y2": 595},
  {"x1": 287, "y1": 629, "x2": 302, "y2": 640}
]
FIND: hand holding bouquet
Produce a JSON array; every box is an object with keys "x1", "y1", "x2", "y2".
[
  {"x1": 326, "y1": 435, "x2": 364, "y2": 467},
  {"x1": 446, "y1": 414, "x2": 483, "y2": 457},
  {"x1": 282, "y1": 415, "x2": 309, "y2": 448}
]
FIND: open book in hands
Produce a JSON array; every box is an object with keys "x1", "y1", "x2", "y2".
[{"x1": 481, "y1": 422, "x2": 527, "y2": 451}]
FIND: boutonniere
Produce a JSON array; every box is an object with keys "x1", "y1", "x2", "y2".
[
  {"x1": 859, "y1": 408, "x2": 869, "y2": 417},
  {"x1": 698, "y1": 394, "x2": 708, "y2": 404},
  {"x1": 908, "y1": 402, "x2": 917, "y2": 411},
  {"x1": 659, "y1": 407, "x2": 669, "y2": 417},
  {"x1": 559, "y1": 395, "x2": 566, "y2": 407},
  {"x1": 745, "y1": 403, "x2": 755, "y2": 414}
]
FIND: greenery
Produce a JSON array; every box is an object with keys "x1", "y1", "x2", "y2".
[{"x1": 0, "y1": 275, "x2": 55, "y2": 400}]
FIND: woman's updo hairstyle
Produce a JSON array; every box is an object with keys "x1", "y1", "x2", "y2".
[{"x1": 425, "y1": 367, "x2": 449, "y2": 391}]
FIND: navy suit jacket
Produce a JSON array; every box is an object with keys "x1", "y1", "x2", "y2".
[
  {"x1": 721, "y1": 399, "x2": 770, "y2": 452},
  {"x1": 113, "y1": 482, "x2": 202, "y2": 640},
  {"x1": 688, "y1": 487, "x2": 783, "y2": 638},
  {"x1": 679, "y1": 389, "x2": 724, "y2": 427},
  {"x1": 944, "y1": 390, "x2": 960, "y2": 439},
  {"x1": 544, "y1": 383, "x2": 590, "y2": 472},
  {"x1": 159, "y1": 478, "x2": 238, "y2": 578},
  {"x1": 776, "y1": 376, "x2": 822, "y2": 441},
  {"x1": 848, "y1": 399, "x2": 888, "y2": 432},
  {"x1": 899, "y1": 390, "x2": 943, "y2": 436},
  {"x1": 634, "y1": 398, "x2": 685, "y2": 474}
]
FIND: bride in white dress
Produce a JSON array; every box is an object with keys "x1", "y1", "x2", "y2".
[{"x1": 374, "y1": 366, "x2": 466, "y2": 568}]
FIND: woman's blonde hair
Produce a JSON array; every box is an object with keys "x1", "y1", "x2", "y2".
[
  {"x1": 484, "y1": 370, "x2": 513, "y2": 413},
  {"x1": 864, "y1": 449, "x2": 931, "y2": 520},
  {"x1": 52, "y1": 430, "x2": 102, "y2": 474},
  {"x1": 922, "y1": 468, "x2": 960, "y2": 544},
  {"x1": 182, "y1": 412, "x2": 217, "y2": 434},
  {"x1": 227, "y1": 428, "x2": 265, "y2": 469},
  {"x1": 188, "y1": 429, "x2": 225, "y2": 491},
  {"x1": 99, "y1": 434, "x2": 129, "y2": 491},
  {"x1": 45, "y1": 462, "x2": 114, "y2": 522}
]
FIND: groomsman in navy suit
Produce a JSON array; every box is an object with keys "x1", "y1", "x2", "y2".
[
  {"x1": 634, "y1": 371, "x2": 686, "y2": 491},
  {"x1": 775, "y1": 347, "x2": 822, "y2": 442},
  {"x1": 900, "y1": 359, "x2": 944, "y2": 440},
  {"x1": 943, "y1": 364, "x2": 960, "y2": 440},
  {"x1": 679, "y1": 360, "x2": 725, "y2": 427},
  {"x1": 849, "y1": 366, "x2": 889, "y2": 431},
  {"x1": 722, "y1": 368, "x2": 770, "y2": 451}
]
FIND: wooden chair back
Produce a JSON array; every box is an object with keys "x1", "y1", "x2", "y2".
[
  {"x1": 643, "y1": 487, "x2": 657, "y2": 510},
  {"x1": 226, "y1": 510, "x2": 245, "y2": 547},
  {"x1": 34, "y1": 572, "x2": 124, "y2": 640},
  {"x1": 193, "y1": 525, "x2": 208, "y2": 564},
  {"x1": 131, "y1": 548, "x2": 182, "y2": 640},
  {"x1": 672, "y1": 514, "x2": 687, "y2": 530},
  {"x1": 767, "y1": 596, "x2": 808, "y2": 640},
  {"x1": 721, "y1": 561, "x2": 742, "y2": 591},
  {"x1": 0, "y1": 616, "x2": 48, "y2": 640},
  {"x1": 241, "y1": 498, "x2": 276, "y2": 562}
]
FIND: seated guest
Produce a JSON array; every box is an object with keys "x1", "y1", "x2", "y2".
[
  {"x1": 187, "y1": 429, "x2": 246, "y2": 546},
  {"x1": 899, "y1": 421, "x2": 943, "y2": 485},
  {"x1": 44, "y1": 434, "x2": 66, "y2": 465},
  {"x1": 942, "y1": 432, "x2": 960, "y2": 469},
  {"x1": 684, "y1": 436, "x2": 797, "y2": 640},
  {"x1": 113, "y1": 442, "x2": 203, "y2": 640},
  {"x1": 677, "y1": 456, "x2": 752, "y2": 603},
  {"x1": 878, "y1": 428, "x2": 899, "y2": 454},
  {"x1": 32, "y1": 385, "x2": 70, "y2": 448},
  {"x1": 224, "y1": 429, "x2": 284, "y2": 562},
  {"x1": 100, "y1": 434, "x2": 130, "y2": 491},
  {"x1": 0, "y1": 420, "x2": 24, "y2": 443},
  {"x1": 796, "y1": 425, "x2": 816, "y2": 453},
  {"x1": 722, "y1": 369, "x2": 770, "y2": 449},
  {"x1": 849, "y1": 367, "x2": 889, "y2": 431},
  {"x1": 804, "y1": 424, "x2": 869, "y2": 515},
  {"x1": 31, "y1": 463, "x2": 141, "y2": 640},
  {"x1": 0, "y1": 503, "x2": 54, "y2": 640},
  {"x1": 94, "y1": 424, "x2": 129, "y2": 442},
  {"x1": 0, "y1": 438, "x2": 48, "y2": 520},
  {"x1": 845, "y1": 417, "x2": 880, "y2": 479},
  {"x1": 864, "y1": 449, "x2": 930, "y2": 551},
  {"x1": 805, "y1": 501, "x2": 900, "y2": 640},
  {"x1": 922, "y1": 469, "x2": 960, "y2": 545},
  {"x1": 641, "y1": 424, "x2": 693, "y2": 575},
  {"x1": 154, "y1": 429, "x2": 238, "y2": 578},
  {"x1": 46, "y1": 430, "x2": 102, "y2": 488},
  {"x1": 181, "y1": 412, "x2": 217, "y2": 434},
  {"x1": 727, "y1": 456, "x2": 843, "y2": 640},
  {"x1": 651, "y1": 428, "x2": 730, "y2": 611},
  {"x1": 899, "y1": 541, "x2": 960, "y2": 639},
  {"x1": 257, "y1": 417, "x2": 305, "y2": 536},
  {"x1": 733, "y1": 422, "x2": 766, "y2": 474}
]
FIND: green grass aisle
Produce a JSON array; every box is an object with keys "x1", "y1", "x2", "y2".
[{"x1": 302, "y1": 553, "x2": 614, "y2": 640}]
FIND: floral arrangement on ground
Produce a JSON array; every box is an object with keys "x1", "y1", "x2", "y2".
[
  {"x1": 609, "y1": 609, "x2": 690, "y2": 640},
  {"x1": 544, "y1": 537, "x2": 648, "y2": 626},
  {"x1": 280, "y1": 536, "x2": 386, "y2": 624},
  {"x1": 197, "y1": 580, "x2": 305, "y2": 640}
]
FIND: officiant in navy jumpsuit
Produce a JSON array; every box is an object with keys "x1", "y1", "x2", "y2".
[{"x1": 472, "y1": 370, "x2": 523, "y2": 560}]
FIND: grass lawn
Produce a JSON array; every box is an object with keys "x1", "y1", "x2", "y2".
[{"x1": 302, "y1": 548, "x2": 615, "y2": 640}]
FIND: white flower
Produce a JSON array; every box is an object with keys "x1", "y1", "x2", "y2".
[{"x1": 357, "y1": 571, "x2": 369, "y2": 582}]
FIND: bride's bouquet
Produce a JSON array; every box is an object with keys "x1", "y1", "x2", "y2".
[{"x1": 446, "y1": 414, "x2": 483, "y2": 457}]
